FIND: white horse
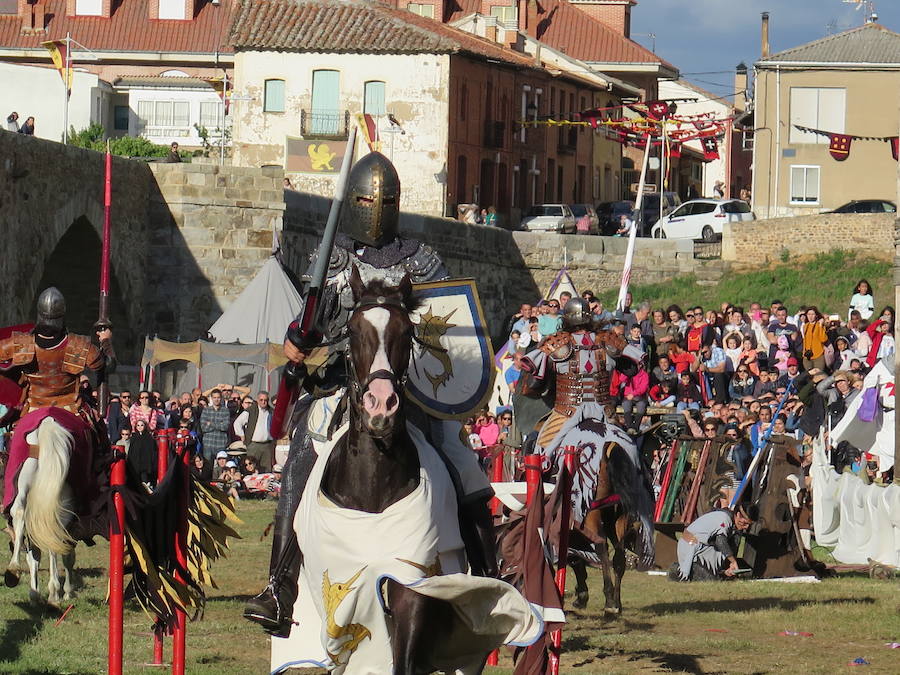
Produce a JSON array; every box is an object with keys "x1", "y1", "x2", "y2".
[{"x1": 4, "y1": 417, "x2": 77, "y2": 606}]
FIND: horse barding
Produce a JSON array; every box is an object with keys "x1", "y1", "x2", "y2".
[
  {"x1": 510, "y1": 339, "x2": 656, "y2": 616},
  {"x1": 275, "y1": 269, "x2": 542, "y2": 674},
  {"x1": 2, "y1": 387, "x2": 239, "y2": 624}
]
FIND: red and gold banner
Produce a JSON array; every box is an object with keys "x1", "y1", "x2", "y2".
[
  {"x1": 828, "y1": 134, "x2": 852, "y2": 161},
  {"x1": 41, "y1": 39, "x2": 72, "y2": 97},
  {"x1": 355, "y1": 113, "x2": 381, "y2": 152}
]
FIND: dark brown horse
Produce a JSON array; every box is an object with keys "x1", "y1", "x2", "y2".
[{"x1": 307, "y1": 268, "x2": 461, "y2": 674}]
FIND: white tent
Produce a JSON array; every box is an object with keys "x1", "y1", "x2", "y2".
[{"x1": 208, "y1": 256, "x2": 303, "y2": 344}]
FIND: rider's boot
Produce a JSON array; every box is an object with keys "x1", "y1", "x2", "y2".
[
  {"x1": 461, "y1": 498, "x2": 499, "y2": 578},
  {"x1": 242, "y1": 521, "x2": 301, "y2": 638}
]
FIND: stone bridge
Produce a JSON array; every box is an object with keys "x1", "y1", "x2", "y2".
[{"x1": 0, "y1": 130, "x2": 283, "y2": 363}]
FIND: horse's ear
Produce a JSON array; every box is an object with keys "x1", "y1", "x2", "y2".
[
  {"x1": 349, "y1": 265, "x2": 365, "y2": 303},
  {"x1": 397, "y1": 273, "x2": 413, "y2": 306}
]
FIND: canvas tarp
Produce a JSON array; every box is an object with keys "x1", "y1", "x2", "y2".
[{"x1": 208, "y1": 257, "x2": 303, "y2": 345}]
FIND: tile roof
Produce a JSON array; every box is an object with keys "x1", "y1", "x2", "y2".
[
  {"x1": 446, "y1": 0, "x2": 674, "y2": 69},
  {"x1": 0, "y1": 0, "x2": 235, "y2": 54},
  {"x1": 228, "y1": 0, "x2": 536, "y2": 67},
  {"x1": 761, "y1": 22, "x2": 900, "y2": 65}
]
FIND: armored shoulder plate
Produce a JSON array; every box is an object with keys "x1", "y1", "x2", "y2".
[
  {"x1": 63, "y1": 334, "x2": 93, "y2": 374},
  {"x1": 303, "y1": 246, "x2": 352, "y2": 283},
  {"x1": 402, "y1": 243, "x2": 449, "y2": 284},
  {"x1": 540, "y1": 332, "x2": 573, "y2": 361}
]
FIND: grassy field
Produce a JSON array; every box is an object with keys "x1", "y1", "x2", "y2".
[
  {"x1": 596, "y1": 250, "x2": 893, "y2": 316},
  {"x1": 2, "y1": 501, "x2": 899, "y2": 674}
]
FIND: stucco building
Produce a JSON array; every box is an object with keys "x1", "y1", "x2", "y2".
[
  {"x1": 0, "y1": 0, "x2": 234, "y2": 146},
  {"x1": 228, "y1": 0, "x2": 631, "y2": 223},
  {"x1": 752, "y1": 22, "x2": 900, "y2": 219}
]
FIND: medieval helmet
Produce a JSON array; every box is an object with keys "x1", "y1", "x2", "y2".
[
  {"x1": 342, "y1": 151, "x2": 400, "y2": 248},
  {"x1": 35, "y1": 286, "x2": 66, "y2": 333},
  {"x1": 562, "y1": 298, "x2": 591, "y2": 329}
]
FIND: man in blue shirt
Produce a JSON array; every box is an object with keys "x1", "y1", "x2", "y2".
[{"x1": 695, "y1": 342, "x2": 728, "y2": 404}]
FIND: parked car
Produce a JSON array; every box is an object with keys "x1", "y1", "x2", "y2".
[
  {"x1": 569, "y1": 204, "x2": 600, "y2": 234},
  {"x1": 635, "y1": 192, "x2": 681, "y2": 236},
  {"x1": 596, "y1": 200, "x2": 634, "y2": 236},
  {"x1": 651, "y1": 199, "x2": 756, "y2": 242},
  {"x1": 520, "y1": 204, "x2": 576, "y2": 233},
  {"x1": 828, "y1": 200, "x2": 896, "y2": 214}
]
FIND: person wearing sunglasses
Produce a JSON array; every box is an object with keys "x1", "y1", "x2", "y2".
[
  {"x1": 728, "y1": 366, "x2": 756, "y2": 402},
  {"x1": 537, "y1": 300, "x2": 562, "y2": 337}
]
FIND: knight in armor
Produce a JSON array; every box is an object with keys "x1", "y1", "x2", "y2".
[
  {"x1": 244, "y1": 152, "x2": 496, "y2": 636},
  {"x1": 517, "y1": 298, "x2": 655, "y2": 555},
  {"x1": 1, "y1": 287, "x2": 116, "y2": 529}
]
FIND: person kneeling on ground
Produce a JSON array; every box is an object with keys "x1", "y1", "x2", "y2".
[{"x1": 669, "y1": 504, "x2": 757, "y2": 581}]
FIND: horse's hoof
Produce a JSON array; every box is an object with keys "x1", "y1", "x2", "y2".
[
  {"x1": 603, "y1": 607, "x2": 621, "y2": 619},
  {"x1": 573, "y1": 592, "x2": 589, "y2": 609},
  {"x1": 4, "y1": 569, "x2": 19, "y2": 588}
]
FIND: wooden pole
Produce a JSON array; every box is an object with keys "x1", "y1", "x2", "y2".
[{"x1": 108, "y1": 446, "x2": 126, "y2": 675}]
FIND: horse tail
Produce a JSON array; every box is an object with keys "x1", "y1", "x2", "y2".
[
  {"x1": 606, "y1": 442, "x2": 656, "y2": 568},
  {"x1": 25, "y1": 417, "x2": 76, "y2": 555}
]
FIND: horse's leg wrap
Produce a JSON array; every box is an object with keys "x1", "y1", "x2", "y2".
[{"x1": 244, "y1": 430, "x2": 315, "y2": 637}]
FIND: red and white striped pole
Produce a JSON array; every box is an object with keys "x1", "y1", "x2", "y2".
[
  {"x1": 171, "y1": 431, "x2": 189, "y2": 675},
  {"x1": 549, "y1": 446, "x2": 577, "y2": 675},
  {"x1": 108, "y1": 445, "x2": 126, "y2": 675}
]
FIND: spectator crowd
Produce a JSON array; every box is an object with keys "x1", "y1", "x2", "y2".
[{"x1": 496, "y1": 278, "x2": 895, "y2": 486}]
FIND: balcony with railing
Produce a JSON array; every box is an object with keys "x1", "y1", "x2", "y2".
[{"x1": 300, "y1": 109, "x2": 351, "y2": 140}]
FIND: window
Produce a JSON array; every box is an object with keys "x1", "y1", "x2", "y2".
[
  {"x1": 789, "y1": 88, "x2": 845, "y2": 144},
  {"x1": 364, "y1": 81, "x2": 386, "y2": 116},
  {"x1": 136, "y1": 100, "x2": 191, "y2": 137},
  {"x1": 200, "y1": 101, "x2": 221, "y2": 129},
  {"x1": 407, "y1": 2, "x2": 434, "y2": 18},
  {"x1": 490, "y1": 5, "x2": 517, "y2": 22},
  {"x1": 74, "y1": 0, "x2": 102, "y2": 15},
  {"x1": 690, "y1": 203, "x2": 717, "y2": 216},
  {"x1": 113, "y1": 106, "x2": 129, "y2": 131},
  {"x1": 264, "y1": 79, "x2": 285, "y2": 113},
  {"x1": 158, "y1": 0, "x2": 186, "y2": 20},
  {"x1": 310, "y1": 70, "x2": 340, "y2": 135},
  {"x1": 790, "y1": 165, "x2": 820, "y2": 204}
]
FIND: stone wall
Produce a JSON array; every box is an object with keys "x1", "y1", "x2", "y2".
[
  {"x1": 722, "y1": 213, "x2": 895, "y2": 265},
  {"x1": 282, "y1": 190, "x2": 707, "y2": 338},
  {"x1": 147, "y1": 162, "x2": 285, "y2": 340}
]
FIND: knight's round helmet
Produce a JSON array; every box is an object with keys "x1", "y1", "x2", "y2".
[
  {"x1": 342, "y1": 151, "x2": 400, "y2": 248},
  {"x1": 35, "y1": 286, "x2": 66, "y2": 333},
  {"x1": 562, "y1": 297, "x2": 591, "y2": 328}
]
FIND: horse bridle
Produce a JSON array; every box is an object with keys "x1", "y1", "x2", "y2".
[{"x1": 347, "y1": 295, "x2": 411, "y2": 397}]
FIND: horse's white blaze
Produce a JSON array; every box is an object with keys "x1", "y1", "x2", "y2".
[{"x1": 361, "y1": 307, "x2": 393, "y2": 377}]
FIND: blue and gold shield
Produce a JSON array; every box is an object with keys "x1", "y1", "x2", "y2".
[{"x1": 405, "y1": 279, "x2": 495, "y2": 419}]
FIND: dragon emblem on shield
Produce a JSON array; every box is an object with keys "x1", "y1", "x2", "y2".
[{"x1": 413, "y1": 306, "x2": 457, "y2": 396}]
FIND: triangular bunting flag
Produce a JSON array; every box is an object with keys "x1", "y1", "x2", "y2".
[
  {"x1": 889, "y1": 137, "x2": 899, "y2": 162},
  {"x1": 829, "y1": 134, "x2": 852, "y2": 161}
]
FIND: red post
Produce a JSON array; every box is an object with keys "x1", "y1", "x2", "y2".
[
  {"x1": 524, "y1": 454, "x2": 542, "y2": 506},
  {"x1": 171, "y1": 433, "x2": 190, "y2": 675},
  {"x1": 549, "y1": 446, "x2": 577, "y2": 675},
  {"x1": 108, "y1": 446, "x2": 126, "y2": 675},
  {"x1": 151, "y1": 430, "x2": 171, "y2": 666},
  {"x1": 489, "y1": 445, "x2": 505, "y2": 516}
]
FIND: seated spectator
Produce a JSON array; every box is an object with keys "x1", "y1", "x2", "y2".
[
  {"x1": 738, "y1": 336, "x2": 760, "y2": 376},
  {"x1": 267, "y1": 464, "x2": 283, "y2": 497},
  {"x1": 753, "y1": 370, "x2": 778, "y2": 398},
  {"x1": 694, "y1": 342, "x2": 729, "y2": 404},
  {"x1": 192, "y1": 453, "x2": 213, "y2": 482},
  {"x1": 222, "y1": 462, "x2": 244, "y2": 500},
  {"x1": 212, "y1": 450, "x2": 230, "y2": 482},
  {"x1": 610, "y1": 358, "x2": 649, "y2": 434},
  {"x1": 728, "y1": 367, "x2": 756, "y2": 402},
  {"x1": 649, "y1": 380, "x2": 676, "y2": 407},
  {"x1": 723, "y1": 333, "x2": 743, "y2": 372},
  {"x1": 652, "y1": 355, "x2": 678, "y2": 387},
  {"x1": 676, "y1": 371, "x2": 702, "y2": 411}
]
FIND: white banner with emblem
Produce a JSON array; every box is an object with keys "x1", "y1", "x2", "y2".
[{"x1": 405, "y1": 278, "x2": 495, "y2": 420}]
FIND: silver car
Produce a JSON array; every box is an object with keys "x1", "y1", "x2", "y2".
[{"x1": 520, "y1": 204, "x2": 577, "y2": 233}]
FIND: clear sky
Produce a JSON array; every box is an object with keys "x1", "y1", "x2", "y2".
[{"x1": 630, "y1": 0, "x2": 900, "y2": 97}]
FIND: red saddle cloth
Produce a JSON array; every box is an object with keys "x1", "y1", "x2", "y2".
[{"x1": 3, "y1": 407, "x2": 97, "y2": 515}]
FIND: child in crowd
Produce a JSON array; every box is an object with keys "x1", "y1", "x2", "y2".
[
  {"x1": 649, "y1": 379, "x2": 676, "y2": 407},
  {"x1": 773, "y1": 335, "x2": 792, "y2": 373},
  {"x1": 739, "y1": 336, "x2": 760, "y2": 376},
  {"x1": 676, "y1": 371, "x2": 702, "y2": 411}
]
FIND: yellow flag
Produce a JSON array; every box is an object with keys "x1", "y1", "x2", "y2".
[{"x1": 41, "y1": 40, "x2": 73, "y2": 97}]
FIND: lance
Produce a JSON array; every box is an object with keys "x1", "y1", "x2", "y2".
[
  {"x1": 96, "y1": 141, "x2": 114, "y2": 415},
  {"x1": 270, "y1": 125, "x2": 358, "y2": 439}
]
